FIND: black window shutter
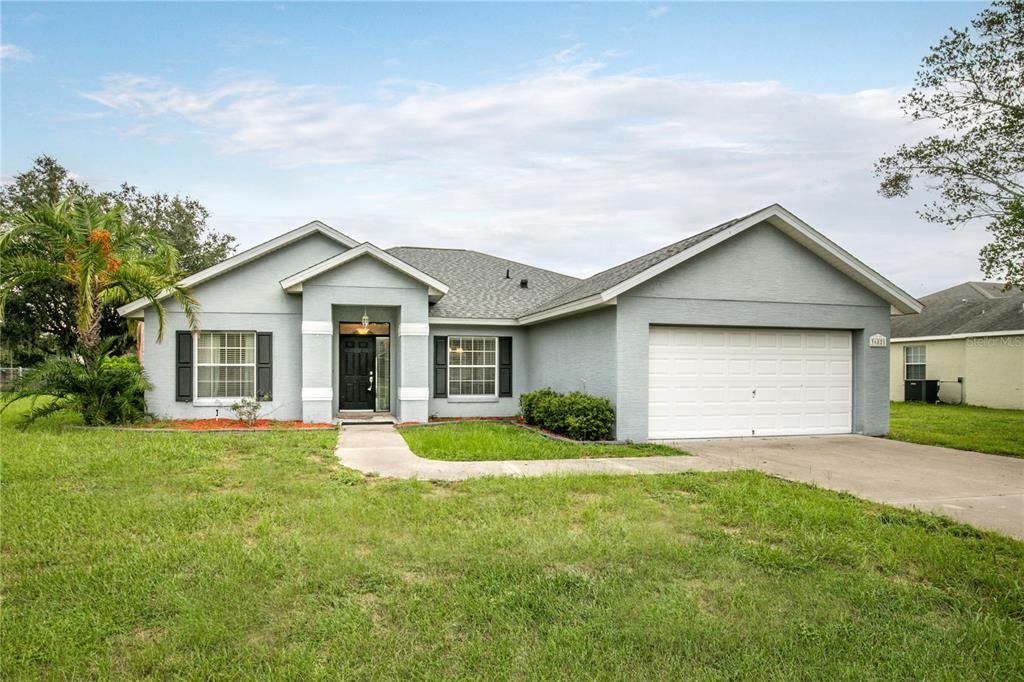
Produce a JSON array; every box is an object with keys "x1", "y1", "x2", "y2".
[
  {"x1": 256, "y1": 332, "x2": 273, "y2": 401},
  {"x1": 498, "y1": 336, "x2": 513, "y2": 397},
  {"x1": 434, "y1": 335, "x2": 448, "y2": 398},
  {"x1": 175, "y1": 331, "x2": 193, "y2": 402}
]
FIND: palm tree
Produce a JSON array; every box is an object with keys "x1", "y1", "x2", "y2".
[{"x1": 0, "y1": 194, "x2": 198, "y2": 354}]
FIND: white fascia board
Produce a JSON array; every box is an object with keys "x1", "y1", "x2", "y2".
[
  {"x1": 891, "y1": 329, "x2": 1024, "y2": 343},
  {"x1": 517, "y1": 294, "x2": 615, "y2": 325},
  {"x1": 279, "y1": 243, "x2": 450, "y2": 295},
  {"x1": 427, "y1": 317, "x2": 519, "y2": 326},
  {"x1": 764, "y1": 206, "x2": 923, "y2": 315},
  {"x1": 117, "y1": 220, "x2": 359, "y2": 317},
  {"x1": 596, "y1": 204, "x2": 923, "y2": 315}
]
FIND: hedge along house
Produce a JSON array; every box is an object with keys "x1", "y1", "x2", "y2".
[{"x1": 119, "y1": 204, "x2": 922, "y2": 441}]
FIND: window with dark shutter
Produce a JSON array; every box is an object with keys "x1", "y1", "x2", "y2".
[
  {"x1": 175, "y1": 331, "x2": 193, "y2": 402},
  {"x1": 256, "y1": 332, "x2": 273, "y2": 401},
  {"x1": 434, "y1": 335, "x2": 448, "y2": 398},
  {"x1": 498, "y1": 336, "x2": 513, "y2": 397}
]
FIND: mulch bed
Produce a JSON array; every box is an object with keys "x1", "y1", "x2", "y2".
[{"x1": 136, "y1": 419, "x2": 336, "y2": 431}]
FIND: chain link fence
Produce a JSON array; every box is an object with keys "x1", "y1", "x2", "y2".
[{"x1": 0, "y1": 367, "x2": 27, "y2": 390}]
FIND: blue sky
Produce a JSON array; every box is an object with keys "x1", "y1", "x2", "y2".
[{"x1": 2, "y1": 2, "x2": 988, "y2": 294}]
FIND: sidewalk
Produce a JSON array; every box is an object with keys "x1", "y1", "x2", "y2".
[{"x1": 335, "y1": 424, "x2": 719, "y2": 481}]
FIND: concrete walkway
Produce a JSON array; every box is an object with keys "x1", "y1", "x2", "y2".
[
  {"x1": 336, "y1": 426, "x2": 1024, "y2": 539},
  {"x1": 336, "y1": 424, "x2": 722, "y2": 480}
]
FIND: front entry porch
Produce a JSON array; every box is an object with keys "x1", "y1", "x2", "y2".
[{"x1": 301, "y1": 300, "x2": 430, "y2": 425}]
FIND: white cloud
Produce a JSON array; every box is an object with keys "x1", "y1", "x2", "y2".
[
  {"x1": 80, "y1": 64, "x2": 982, "y2": 294},
  {"x1": 648, "y1": 5, "x2": 670, "y2": 19},
  {"x1": 552, "y1": 42, "x2": 587, "y2": 64},
  {"x1": 0, "y1": 44, "x2": 32, "y2": 62}
]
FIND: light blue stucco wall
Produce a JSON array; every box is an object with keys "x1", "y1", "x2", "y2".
[
  {"x1": 142, "y1": 232, "x2": 347, "y2": 420},
  {"x1": 525, "y1": 306, "x2": 617, "y2": 403},
  {"x1": 427, "y1": 325, "x2": 529, "y2": 418},
  {"x1": 613, "y1": 222, "x2": 892, "y2": 441}
]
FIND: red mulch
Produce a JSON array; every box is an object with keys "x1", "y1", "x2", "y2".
[{"x1": 143, "y1": 419, "x2": 335, "y2": 431}]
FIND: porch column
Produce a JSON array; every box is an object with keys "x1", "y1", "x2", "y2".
[
  {"x1": 301, "y1": 296, "x2": 334, "y2": 422},
  {"x1": 397, "y1": 317, "x2": 429, "y2": 423}
]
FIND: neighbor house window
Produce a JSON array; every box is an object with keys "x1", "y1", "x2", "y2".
[
  {"x1": 448, "y1": 336, "x2": 496, "y2": 397},
  {"x1": 904, "y1": 345, "x2": 926, "y2": 381},
  {"x1": 196, "y1": 331, "x2": 256, "y2": 399}
]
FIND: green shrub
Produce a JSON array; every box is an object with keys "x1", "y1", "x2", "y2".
[
  {"x1": 560, "y1": 392, "x2": 615, "y2": 441},
  {"x1": 519, "y1": 388, "x2": 615, "y2": 440},
  {"x1": 1, "y1": 343, "x2": 151, "y2": 427},
  {"x1": 520, "y1": 387, "x2": 558, "y2": 424}
]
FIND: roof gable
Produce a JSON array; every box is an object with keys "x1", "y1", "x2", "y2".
[
  {"x1": 279, "y1": 243, "x2": 449, "y2": 299},
  {"x1": 520, "y1": 204, "x2": 922, "y2": 323},
  {"x1": 118, "y1": 220, "x2": 359, "y2": 318}
]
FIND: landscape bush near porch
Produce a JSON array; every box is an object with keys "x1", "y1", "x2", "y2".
[{"x1": 520, "y1": 388, "x2": 615, "y2": 441}]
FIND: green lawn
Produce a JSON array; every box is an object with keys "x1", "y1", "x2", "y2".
[
  {"x1": 890, "y1": 401, "x2": 1024, "y2": 457},
  {"x1": 3, "y1": 404, "x2": 1023, "y2": 679},
  {"x1": 399, "y1": 421, "x2": 683, "y2": 460}
]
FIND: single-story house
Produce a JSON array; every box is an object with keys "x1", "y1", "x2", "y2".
[
  {"x1": 890, "y1": 281, "x2": 1024, "y2": 409},
  {"x1": 119, "y1": 204, "x2": 921, "y2": 441}
]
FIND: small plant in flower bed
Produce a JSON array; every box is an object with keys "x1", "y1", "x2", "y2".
[
  {"x1": 519, "y1": 388, "x2": 615, "y2": 441},
  {"x1": 230, "y1": 397, "x2": 264, "y2": 429}
]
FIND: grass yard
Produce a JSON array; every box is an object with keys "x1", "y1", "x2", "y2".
[
  {"x1": 399, "y1": 421, "x2": 683, "y2": 460},
  {"x1": 890, "y1": 401, "x2": 1024, "y2": 457},
  {"x1": 3, "y1": 404, "x2": 1023, "y2": 679}
]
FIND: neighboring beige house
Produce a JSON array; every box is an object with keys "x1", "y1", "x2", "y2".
[{"x1": 890, "y1": 282, "x2": 1024, "y2": 409}]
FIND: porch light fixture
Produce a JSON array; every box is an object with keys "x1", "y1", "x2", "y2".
[{"x1": 357, "y1": 309, "x2": 370, "y2": 334}]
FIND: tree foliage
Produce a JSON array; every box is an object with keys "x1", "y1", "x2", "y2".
[
  {"x1": 0, "y1": 156, "x2": 234, "y2": 364},
  {"x1": 0, "y1": 194, "x2": 199, "y2": 355},
  {"x1": 1, "y1": 340, "x2": 152, "y2": 427},
  {"x1": 875, "y1": 0, "x2": 1023, "y2": 287}
]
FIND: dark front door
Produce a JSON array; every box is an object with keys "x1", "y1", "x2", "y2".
[{"x1": 340, "y1": 335, "x2": 375, "y2": 410}]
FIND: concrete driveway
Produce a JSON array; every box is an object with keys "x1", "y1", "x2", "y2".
[{"x1": 676, "y1": 435, "x2": 1024, "y2": 540}]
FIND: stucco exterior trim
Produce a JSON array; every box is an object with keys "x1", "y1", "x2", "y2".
[
  {"x1": 301, "y1": 387, "x2": 333, "y2": 401},
  {"x1": 399, "y1": 387, "x2": 430, "y2": 400},
  {"x1": 301, "y1": 320, "x2": 333, "y2": 335}
]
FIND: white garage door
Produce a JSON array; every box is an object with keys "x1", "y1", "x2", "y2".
[{"x1": 649, "y1": 326, "x2": 852, "y2": 439}]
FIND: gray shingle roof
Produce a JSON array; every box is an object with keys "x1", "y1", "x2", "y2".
[
  {"x1": 891, "y1": 282, "x2": 1024, "y2": 337},
  {"x1": 386, "y1": 247, "x2": 580, "y2": 319},
  {"x1": 523, "y1": 212, "x2": 754, "y2": 315},
  {"x1": 389, "y1": 209, "x2": 764, "y2": 320}
]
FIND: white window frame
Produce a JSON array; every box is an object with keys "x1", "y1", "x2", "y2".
[
  {"x1": 193, "y1": 330, "x2": 257, "y2": 406},
  {"x1": 904, "y1": 345, "x2": 926, "y2": 381},
  {"x1": 447, "y1": 335, "x2": 498, "y2": 402}
]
